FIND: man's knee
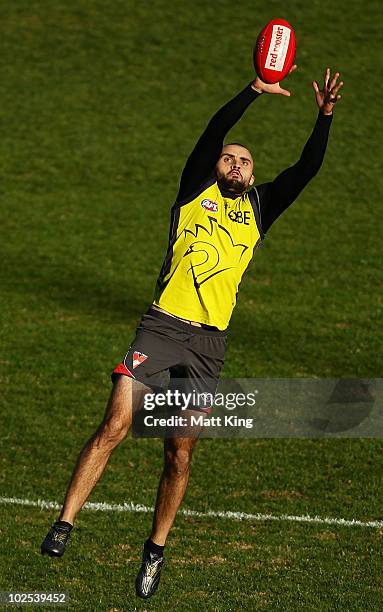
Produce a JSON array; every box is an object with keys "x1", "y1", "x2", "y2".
[
  {"x1": 164, "y1": 444, "x2": 194, "y2": 476},
  {"x1": 94, "y1": 415, "x2": 129, "y2": 449}
]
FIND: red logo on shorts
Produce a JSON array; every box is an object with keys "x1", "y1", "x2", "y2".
[{"x1": 132, "y1": 351, "x2": 148, "y2": 369}]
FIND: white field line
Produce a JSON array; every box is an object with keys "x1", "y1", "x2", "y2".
[{"x1": 1, "y1": 496, "x2": 382, "y2": 529}]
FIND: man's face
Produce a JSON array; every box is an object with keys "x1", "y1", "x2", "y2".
[{"x1": 215, "y1": 144, "x2": 254, "y2": 194}]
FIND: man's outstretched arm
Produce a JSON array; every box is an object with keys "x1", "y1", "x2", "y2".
[
  {"x1": 176, "y1": 84, "x2": 261, "y2": 203},
  {"x1": 177, "y1": 66, "x2": 297, "y2": 204},
  {"x1": 257, "y1": 68, "x2": 343, "y2": 234}
]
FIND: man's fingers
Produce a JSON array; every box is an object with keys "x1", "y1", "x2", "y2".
[
  {"x1": 330, "y1": 81, "x2": 343, "y2": 98},
  {"x1": 329, "y1": 71, "x2": 340, "y2": 91},
  {"x1": 333, "y1": 80, "x2": 344, "y2": 94},
  {"x1": 324, "y1": 67, "x2": 330, "y2": 89},
  {"x1": 288, "y1": 64, "x2": 298, "y2": 75},
  {"x1": 329, "y1": 80, "x2": 343, "y2": 103},
  {"x1": 312, "y1": 80, "x2": 320, "y2": 94},
  {"x1": 279, "y1": 87, "x2": 291, "y2": 97}
]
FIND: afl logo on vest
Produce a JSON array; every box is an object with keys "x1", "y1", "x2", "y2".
[{"x1": 201, "y1": 198, "x2": 218, "y2": 213}]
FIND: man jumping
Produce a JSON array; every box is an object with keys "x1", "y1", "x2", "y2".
[{"x1": 41, "y1": 66, "x2": 343, "y2": 599}]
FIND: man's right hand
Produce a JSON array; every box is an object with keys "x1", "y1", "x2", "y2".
[{"x1": 251, "y1": 64, "x2": 297, "y2": 97}]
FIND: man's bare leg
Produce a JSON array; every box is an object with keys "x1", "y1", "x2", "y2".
[
  {"x1": 150, "y1": 425, "x2": 201, "y2": 546},
  {"x1": 135, "y1": 432, "x2": 199, "y2": 598},
  {"x1": 135, "y1": 411, "x2": 203, "y2": 599},
  {"x1": 58, "y1": 376, "x2": 149, "y2": 525}
]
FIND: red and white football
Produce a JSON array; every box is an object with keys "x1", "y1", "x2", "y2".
[{"x1": 254, "y1": 18, "x2": 296, "y2": 84}]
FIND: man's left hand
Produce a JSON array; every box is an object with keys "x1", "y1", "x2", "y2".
[{"x1": 313, "y1": 68, "x2": 343, "y2": 115}]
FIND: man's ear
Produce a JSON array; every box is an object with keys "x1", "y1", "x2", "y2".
[{"x1": 249, "y1": 175, "x2": 255, "y2": 186}]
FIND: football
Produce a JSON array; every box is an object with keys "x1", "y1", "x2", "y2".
[{"x1": 254, "y1": 18, "x2": 296, "y2": 84}]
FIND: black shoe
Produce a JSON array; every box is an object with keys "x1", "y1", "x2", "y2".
[
  {"x1": 135, "y1": 542, "x2": 165, "y2": 599},
  {"x1": 41, "y1": 522, "x2": 72, "y2": 557}
]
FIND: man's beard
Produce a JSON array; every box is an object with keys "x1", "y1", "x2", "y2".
[{"x1": 217, "y1": 173, "x2": 247, "y2": 194}]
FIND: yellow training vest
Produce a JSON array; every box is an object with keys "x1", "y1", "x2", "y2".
[{"x1": 153, "y1": 179, "x2": 263, "y2": 330}]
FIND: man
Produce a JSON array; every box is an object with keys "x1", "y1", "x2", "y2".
[{"x1": 41, "y1": 66, "x2": 343, "y2": 599}]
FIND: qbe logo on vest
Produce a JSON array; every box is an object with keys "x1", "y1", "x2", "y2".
[
  {"x1": 265, "y1": 25, "x2": 291, "y2": 72},
  {"x1": 201, "y1": 198, "x2": 218, "y2": 213}
]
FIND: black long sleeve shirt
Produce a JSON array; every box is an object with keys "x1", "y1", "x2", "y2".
[{"x1": 177, "y1": 84, "x2": 332, "y2": 234}]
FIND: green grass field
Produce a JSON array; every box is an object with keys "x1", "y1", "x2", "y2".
[{"x1": 1, "y1": 0, "x2": 382, "y2": 610}]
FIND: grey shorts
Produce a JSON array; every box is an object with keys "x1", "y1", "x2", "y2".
[{"x1": 112, "y1": 307, "x2": 227, "y2": 412}]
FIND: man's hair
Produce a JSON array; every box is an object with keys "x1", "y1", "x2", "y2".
[
  {"x1": 224, "y1": 141, "x2": 248, "y2": 149},
  {"x1": 223, "y1": 142, "x2": 253, "y2": 157}
]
